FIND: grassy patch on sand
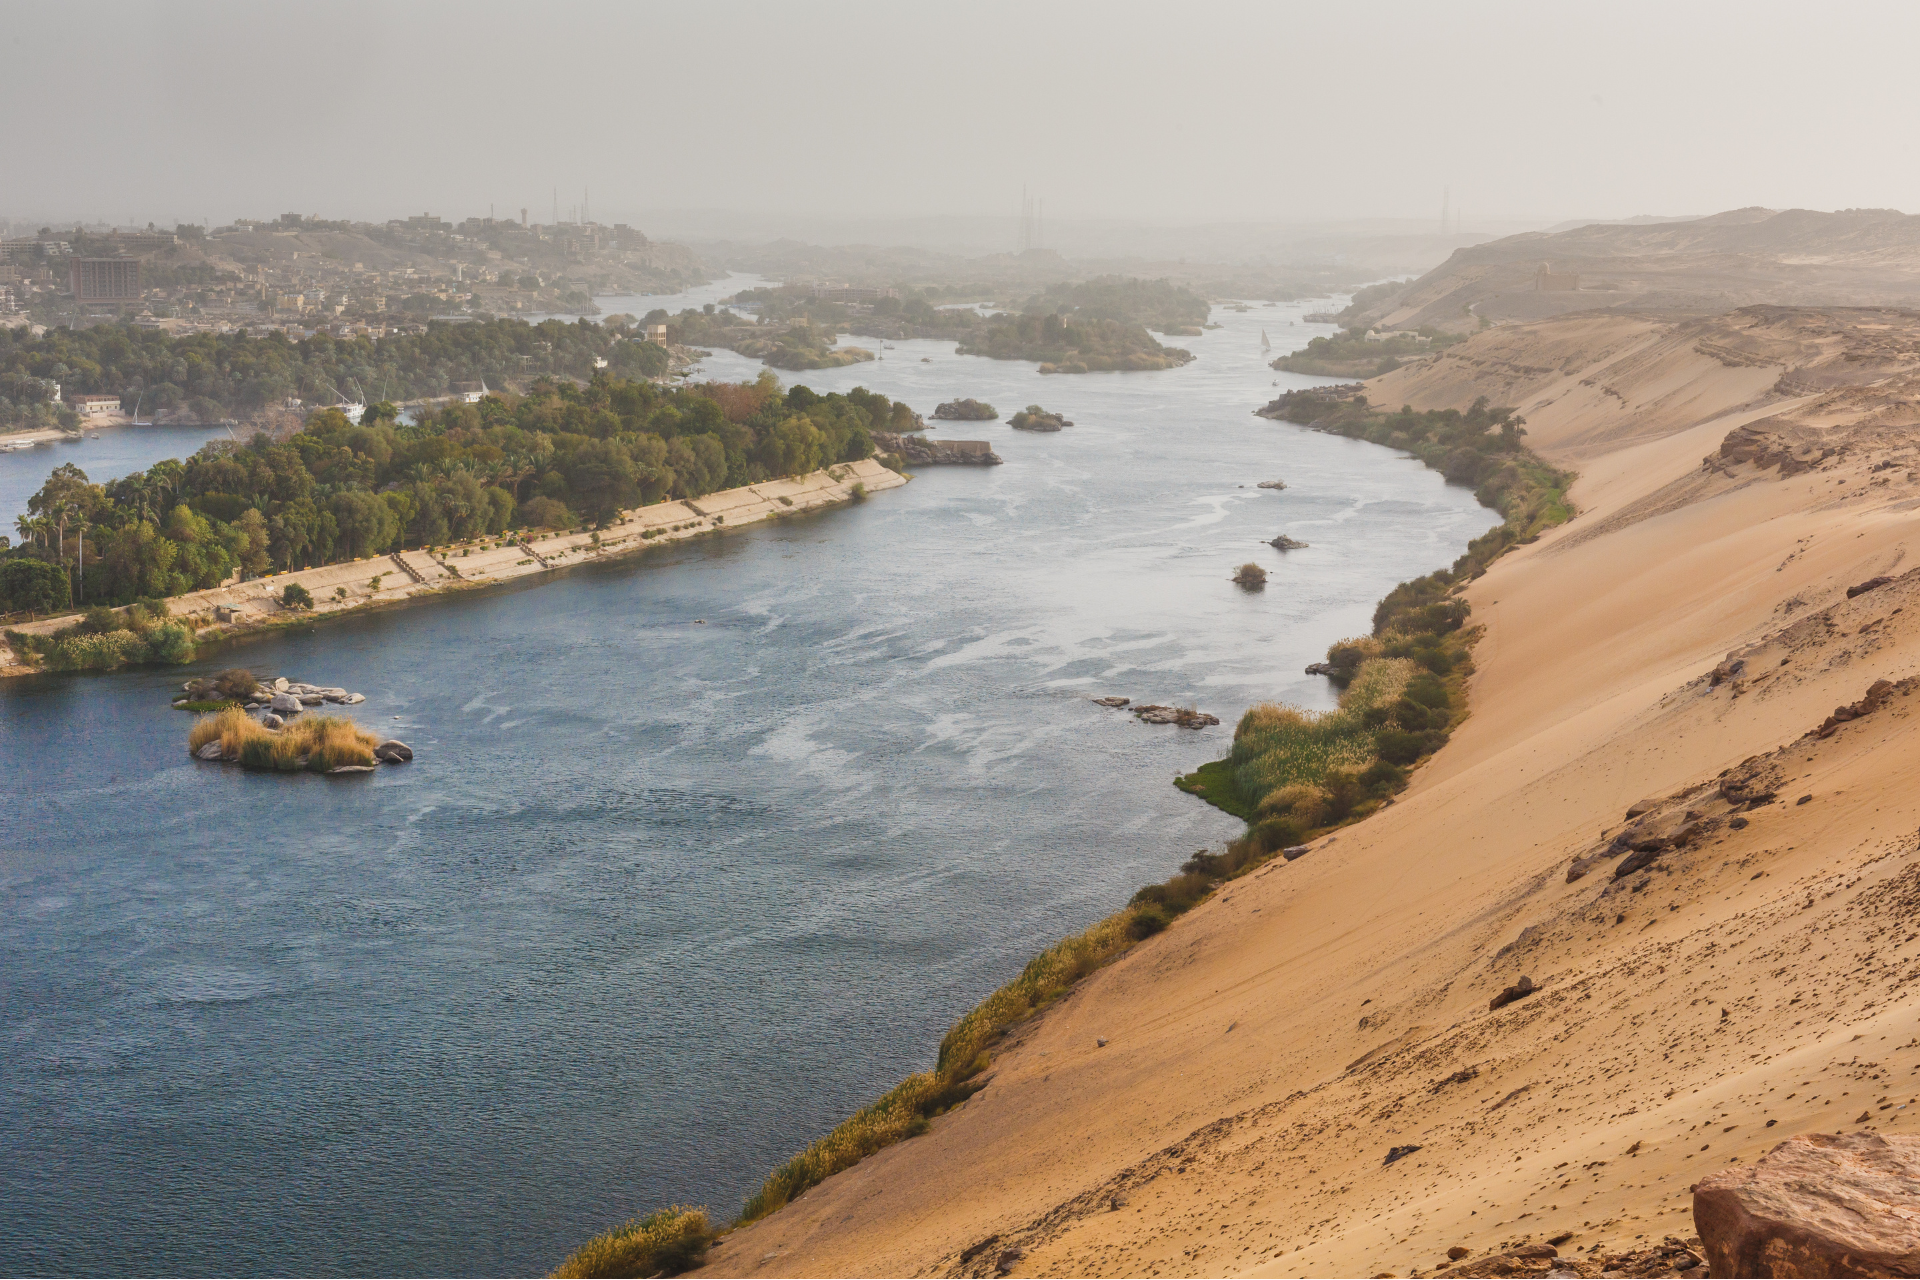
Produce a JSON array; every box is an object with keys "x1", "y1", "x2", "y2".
[{"x1": 551, "y1": 1207, "x2": 716, "y2": 1279}]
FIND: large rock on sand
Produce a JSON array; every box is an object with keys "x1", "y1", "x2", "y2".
[{"x1": 1693, "y1": 1131, "x2": 1920, "y2": 1277}]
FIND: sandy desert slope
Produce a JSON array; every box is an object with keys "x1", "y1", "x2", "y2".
[{"x1": 696, "y1": 307, "x2": 1920, "y2": 1279}]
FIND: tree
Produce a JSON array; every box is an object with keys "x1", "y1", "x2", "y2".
[{"x1": 0, "y1": 558, "x2": 70, "y2": 614}]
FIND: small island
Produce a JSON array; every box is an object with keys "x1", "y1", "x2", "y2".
[
  {"x1": 1233, "y1": 562, "x2": 1268, "y2": 588},
  {"x1": 730, "y1": 324, "x2": 874, "y2": 371},
  {"x1": 189, "y1": 707, "x2": 410, "y2": 775},
  {"x1": 932, "y1": 399, "x2": 998, "y2": 421},
  {"x1": 1009, "y1": 405, "x2": 1072, "y2": 432}
]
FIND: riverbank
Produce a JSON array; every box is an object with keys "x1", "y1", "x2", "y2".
[
  {"x1": 0, "y1": 458, "x2": 905, "y2": 677},
  {"x1": 691, "y1": 306, "x2": 1920, "y2": 1276}
]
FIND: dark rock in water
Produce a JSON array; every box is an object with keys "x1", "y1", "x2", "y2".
[
  {"x1": 872, "y1": 430, "x2": 1002, "y2": 466},
  {"x1": 1489, "y1": 975, "x2": 1535, "y2": 1011},
  {"x1": 374, "y1": 739, "x2": 413, "y2": 764},
  {"x1": 1092, "y1": 696, "x2": 1131, "y2": 708},
  {"x1": 1133, "y1": 705, "x2": 1219, "y2": 729},
  {"x1": 1269, "y1": 534, "x2": 1308, "y2": 550},
  {"x1": 1383, "y1": 1144, "x2": 1422, "y2": 1165},
  {"x1": 1256, "y1": 479, "x2": 1287, "y2": 490},
  {"x1": 1305, "y1": 661, "x2": 1337, "y2": 676},
  {"x1": 1693, "y1": 1131, "x2": 1920, "y2": 1278}
]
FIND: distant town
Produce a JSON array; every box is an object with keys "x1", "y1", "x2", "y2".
[{"x1": 0, "y1": 210, "x2": 707, "y2": 339}]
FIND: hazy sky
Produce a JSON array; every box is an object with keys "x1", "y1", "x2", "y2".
[{"x1": 7, "y1": 0, "x2": 1920, "y2": 233}]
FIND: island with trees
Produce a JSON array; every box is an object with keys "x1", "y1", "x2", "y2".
[
  {"x1": 932, "y1": 398, "x2": 998, "y2": 420},
  {"x1": 2, "y1": 371, "x2": 919, "y2": 670},
  {"x1": 660, "y1": 275, "x2": 1202, "y2": 375}
]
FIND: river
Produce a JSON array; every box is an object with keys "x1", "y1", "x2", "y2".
[{"x1": 0, "y1": 282, "x2": 1493, "y2": 1275}]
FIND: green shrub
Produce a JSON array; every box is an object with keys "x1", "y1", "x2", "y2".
[
  {"x1": 281, "y1": 583, "x2": 313, "y2": 610},
  {"x1": 148, "y1": 621, "x2": 195, "y2": 664}
]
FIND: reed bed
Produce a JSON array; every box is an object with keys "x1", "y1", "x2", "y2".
[{"x1": 188, "y1": 708, "x2": 379, "y2": 772}]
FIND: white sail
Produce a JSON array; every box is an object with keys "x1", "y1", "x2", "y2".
[{"x1": 1260, "y1": 329, "x2": 1271, "y2": 351}]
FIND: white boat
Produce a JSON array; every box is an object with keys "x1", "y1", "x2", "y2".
[{"x1": 1260, "y1": 329, "x2": 1271, "y2": 353}]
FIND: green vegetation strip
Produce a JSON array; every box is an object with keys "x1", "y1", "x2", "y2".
[{"x1": 550, "y1": 392, "x2": 1577, "y2": 1276}]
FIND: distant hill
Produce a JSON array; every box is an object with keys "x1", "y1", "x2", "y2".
[{"x1": 1346, "y1": 206, "x2": 1920, "y2": 334}]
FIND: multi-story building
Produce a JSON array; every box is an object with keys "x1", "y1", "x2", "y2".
[
  {"x1": 70, "y1": 257, "x2": 141, "y2": 302},
  {"x1": 69, "y1": 393, "x2": 122, "y2": 417}
]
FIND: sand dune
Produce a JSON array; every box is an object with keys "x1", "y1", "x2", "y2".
[
  {"x1": 697, "y1": 309, "x2": 1920, "y2": 1277},
  {"x1": 1352, "y1": 208, "x2": 1920, "y2": 334}
]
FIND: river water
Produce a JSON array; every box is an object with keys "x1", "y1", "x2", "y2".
[{"x1": 0, "y1": 280, "x2": 1493, "y2": 1276}]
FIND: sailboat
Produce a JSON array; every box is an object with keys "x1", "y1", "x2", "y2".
[{"x1": 1260, "y1": 329, "x2": 1272, "y2": 353}]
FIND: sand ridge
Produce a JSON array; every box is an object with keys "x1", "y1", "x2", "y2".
[{"x1": 694, "y1": 309, "x2": 1920, "y2": 1277}]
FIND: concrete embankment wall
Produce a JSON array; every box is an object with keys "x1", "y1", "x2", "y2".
[{"x1": 0, "y1": 458, "x2": 905, "y2": 673}]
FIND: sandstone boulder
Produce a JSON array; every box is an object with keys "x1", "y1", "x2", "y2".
[
  {"x1": 1693, "y1": 1131, "x2": 1920, "y2": 1277},
  {"x1": 1490, "y1": 975, "x2": 1535, "y2": 1011}
]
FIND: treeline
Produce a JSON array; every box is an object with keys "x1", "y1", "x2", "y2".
[
  {"x1": 0, "y1": 317, "x2": 668, "y2": 431},
  {"x1": 2, "y1": 371, "x2": 916, "y2": 620},
  {"x1": 678, "y1": 276, "x2": 1205, "y2": 374}
]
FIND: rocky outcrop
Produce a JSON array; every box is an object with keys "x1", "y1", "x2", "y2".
[
  {"x1": 245, "y1": 679, "x2": 366, "y2": 715},
  {"x1": 1269, "y1": 535, "x2": 1309, "y2": 550},
  {"x1": 1846, "y1": 575, "x2": 1895, "y2": 599},
  {"x1": 872, "y1": 431, "x2": 1002, "y2": 466},
  {"x1": 1489, "y1": 975, "x2": 1535, "y2": 1011},
  {"x1": 1710, "y1": 423, "x2": 1833, "y2": 476},
  {"x1": 932, "y1": 399, "x2": 998, "y2": 421},
  {"x1": 1133, "y1": 705, "x2": 1220, "y2": 729},
  {"x1": 1692, "y1": 1131, "x2": 1920, "y2": 1278},
  {"x1": 1091, "y1": 696, "x2": 1131, "y2": 708},
  {"x1": 374, "y1": 739, "x2": 413, "y2": 764},
  {"x1": 1257, "y1": 479, "x2": 1287, "y2": 490},
  {"x1": 1816, "y1": 678, "x2": 1899, "y2": 738},
  {"x1": 1008, "y1": 407, "x2": 1072, "y2": 432}
]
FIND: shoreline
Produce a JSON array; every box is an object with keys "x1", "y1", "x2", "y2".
[
  {"x1": 0, "y1": 458, "x2": 906, "y2": 677},
  {"x1": 677, "y1": 305, "x2": 1920, "y2": 1278},
  {"x1": 553, "y1": 392, "x2": 1555, "y2": 1276}
]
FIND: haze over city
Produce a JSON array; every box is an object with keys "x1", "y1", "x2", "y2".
[{"x1": 7, "y1": 0, "x2": 1920, "y2": 235}]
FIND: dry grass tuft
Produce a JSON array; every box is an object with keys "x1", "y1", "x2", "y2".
[
  {"x1": 188, "y1": 709, "x2": 379, "y2": 773},
  {"x1": 550, "y1": 1206, "x2": 715, "y2": 1279}
]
